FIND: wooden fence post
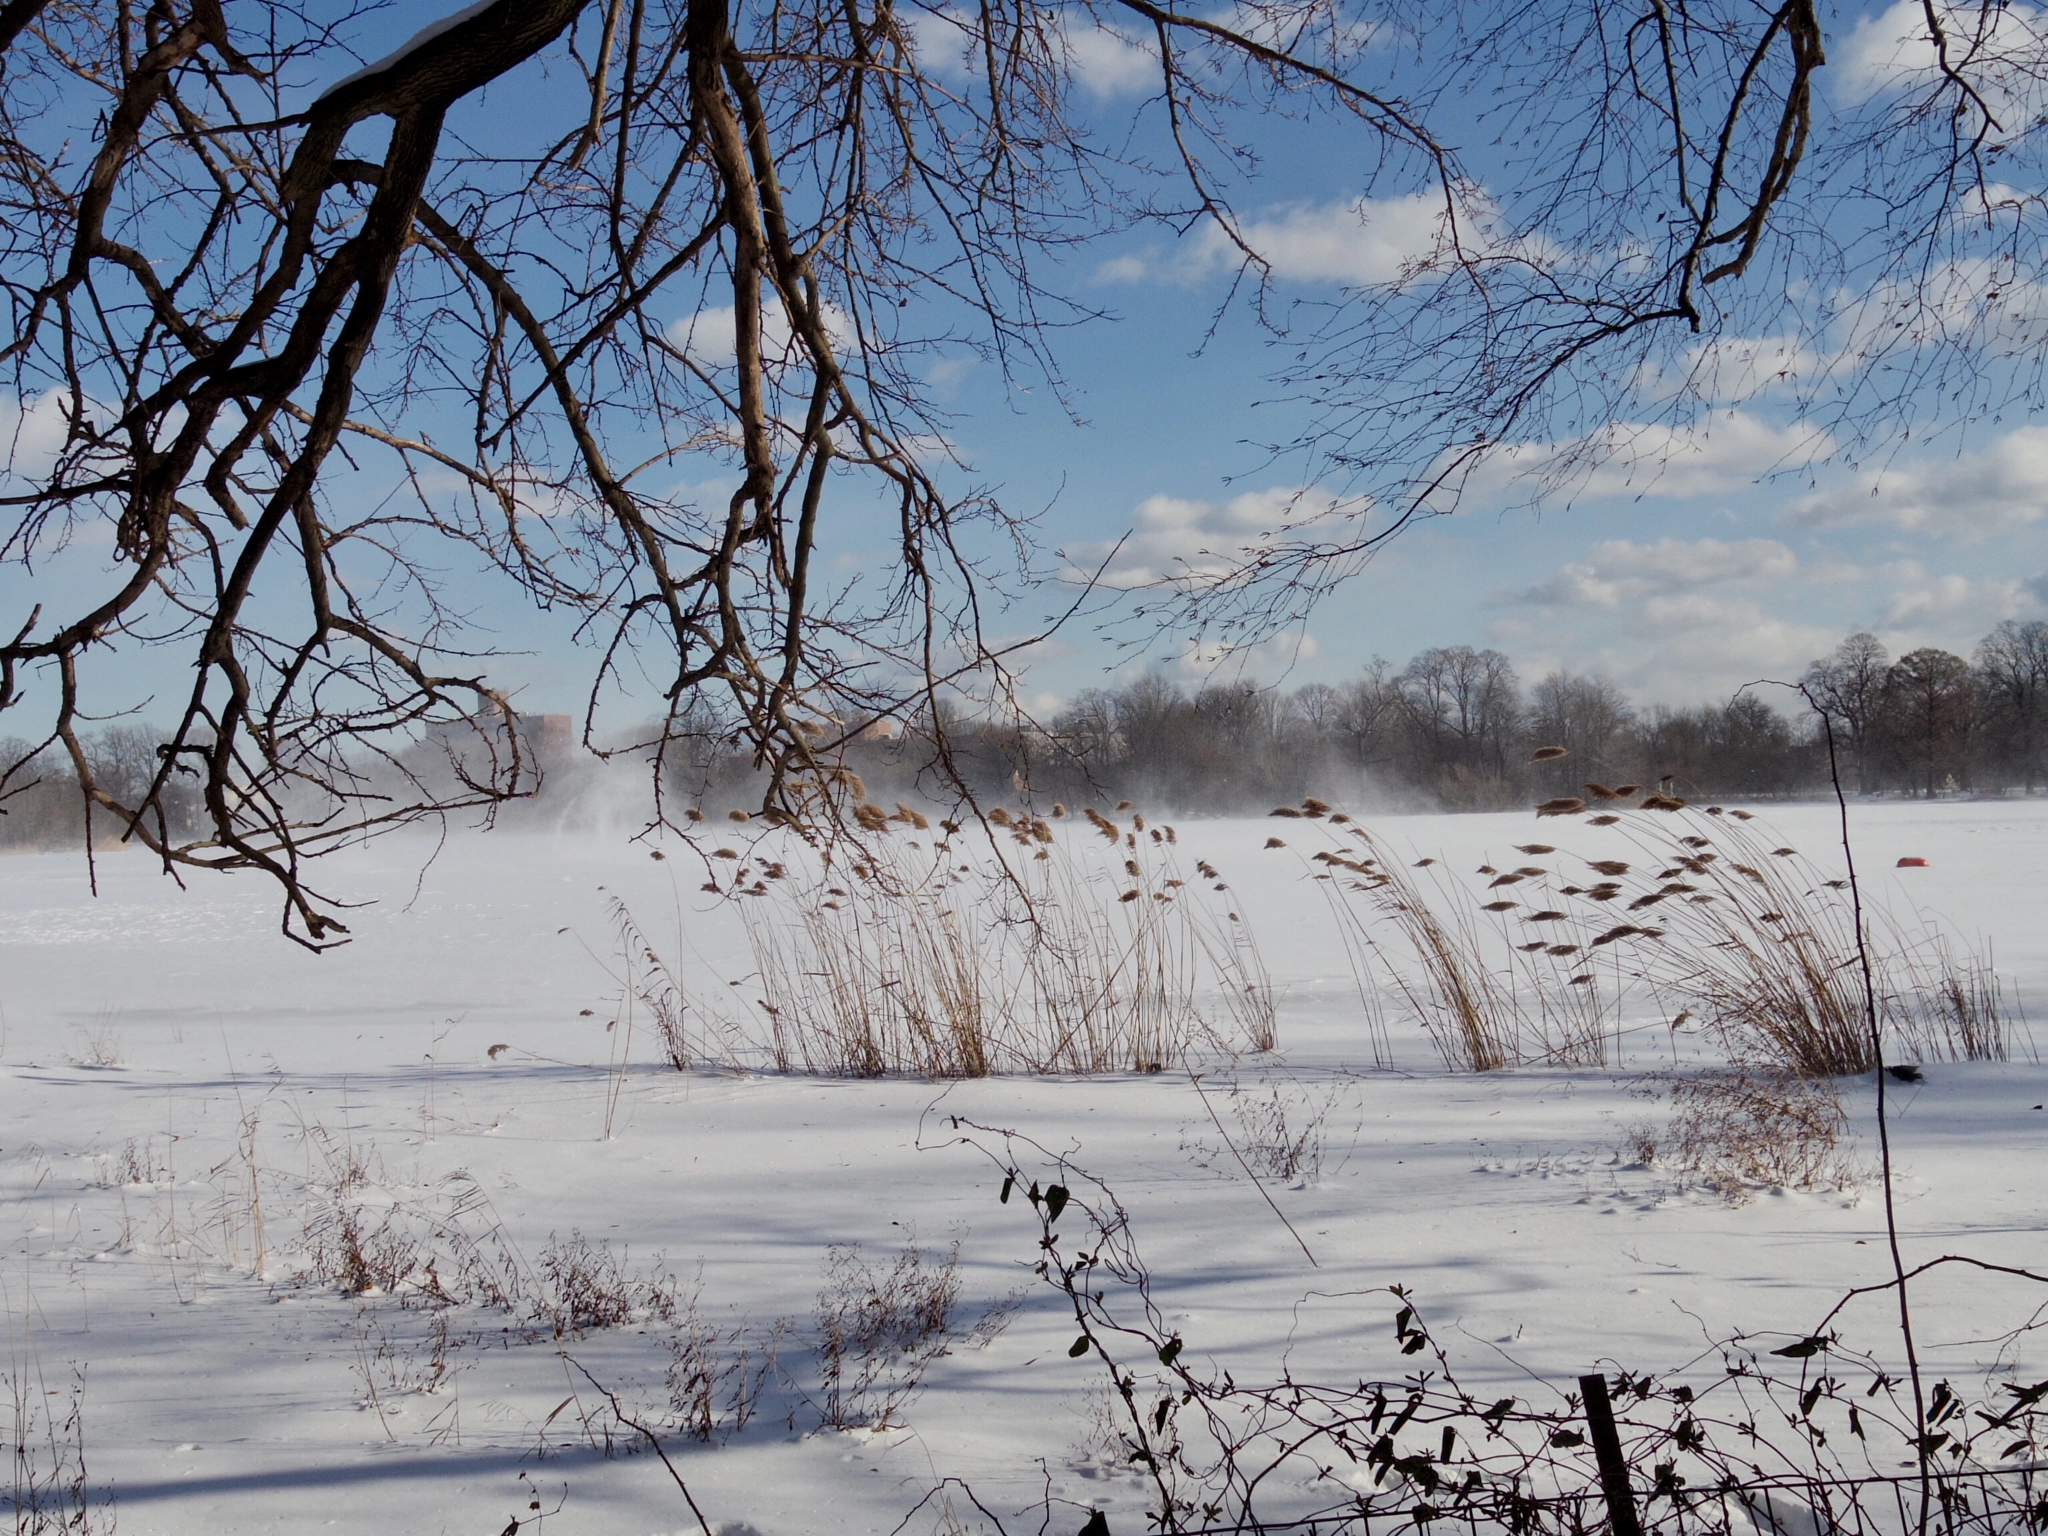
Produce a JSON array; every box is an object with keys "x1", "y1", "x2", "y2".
[{"x1": 1579, "y1": 1372, "x2": 1643, "y2": 1536}]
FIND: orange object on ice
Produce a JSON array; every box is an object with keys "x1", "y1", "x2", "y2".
[{"x1": 1896, "y1": 856, "x2": 1930, "y2": 868}]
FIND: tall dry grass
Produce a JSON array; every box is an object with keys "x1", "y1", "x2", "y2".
[
  {"x1": 1302, "y1": 809, "x2": 1642, "y2": 1070},
  {"x1": 628, "y1": 805, "x2": 1275, "y2": 1078},
  {"x1": 1297, "y1": 798, "x2": 2023, "y2": 1075},
  {"x1": 744, "y1": 850, "x2": 995, "y2": 1078},
  {"x1": 1623, "y1": 1068, "x2": 1861, "y2": 1204},
  {"x1": 1597, "y1": 808, "x2": 2021, "y2": 1074},
  {"x1": 603, "y1": 896, "x2": 757, "y2": 1074}
]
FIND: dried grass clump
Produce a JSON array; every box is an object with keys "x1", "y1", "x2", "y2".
[
  {"x1": 744, "y1": 854, "x2": 995, "y2": 1077},
  {"x1": 536, "y1": 1230, "x2": 685, "y2": 1338},
  {"x1": 1347, "y1": 846, "x2": 1523, "y2": 1071},
  {"x1": 1626, "y1": 1069, "x2": 1859, "y2": 1204},
  {"x1": 1307, "y1": 815, "x2": 1644, "y2": 1070},
  {"x1": 1182, "y1": 1075, "x2": 1352, "y2": 1185},
  {"x1": 672, "y1": 809, "x2": 1274, "y2": 1077},
  {"x1": 667, "y1": 1309, "x2": 782, "y2": 1444},
  {"x1": 1599, "y1": 812, "x2": 2023, "y2": 1074},
  {"x1": 813, "y1": 1241, "x2": 1012, "y2": 1429},
  {"x1": 1305, "y1": 798, "x2": 2024, "y2": 1076},
  {"x1": 284, "y1": 1140, "x2": 1005, "y2": 1444},
  {"x1": 604, "y1": 896, "x2": 757, "y2": 1074},
  {"x1": 1889, "y1": 931, "x2": 2018, "y2": 1066},
  {"x1": 299, "y1": 1169, "x2": 531, "y2": 1311},
  {"x1": 3, "y1": 1368, "x2": 106, "y2": 1536}
]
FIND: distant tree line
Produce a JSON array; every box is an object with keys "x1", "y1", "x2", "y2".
[
  {"x1": 0, "y1": 726, "x2": 207, "y2": 851},
  {"x1": 7, "y1": 622, "x2": 2046, "y2": 848},
  {"x1": 905, "y1": 621, "x2": 2048, "y2": 815}
]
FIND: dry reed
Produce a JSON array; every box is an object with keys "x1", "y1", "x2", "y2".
[
  {"x1": 1300, "y1": 799, "x2": 2020, "y2": 1075},
  {"x1": 1597, "y1": 810, "x2": 2022, "y2": 1074},
  {"x1": 1305, "y1": 811, "x2": 1646, "y2": 1070},
  {"x1": 1624, "y1": 1068, "x2": 1860, "y2": 1204},
  {"x1": 634, "y1": 809, "x2": 1276, "y2": 1078}
]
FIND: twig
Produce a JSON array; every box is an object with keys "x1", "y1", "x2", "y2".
[
  {"x1": 1188, "y1": 1072, "x2": 1317, "y2": 1267},
  {"x1": 565, "y1": 1358, "x2": 716, "y2": 1536},
  {"x1": 1753, "y1": 676, "x2": 1931, "y2": 1533},
  {"x1": 888, "y1": 1477, "x2": 1013, "y2": 1536}
]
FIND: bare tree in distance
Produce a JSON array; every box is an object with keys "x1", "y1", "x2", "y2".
[
  {"x1": 1804, "y1": 633, "x2": 1893, "y2": 793},
  {"x1": 1974, "y1": 619, "x2": 2048, "y2": 791},
  {"x1": 0, "y1": 0, "x2": 2040, "y2": 941},
  {"x1": 1884, "y1": 646, "x2": 1979, "y2": 797},
  {"x1": 1525, "y1": 670, "x2": 1633, "y2": 795},
  {"x1": 1397, "y1": 646, "x2": 1521, "y2": 803}
]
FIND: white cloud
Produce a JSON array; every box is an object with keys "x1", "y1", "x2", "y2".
[
  {"x1": 1507, "y1": 537, "x2": 1799, "y2": 611},
  {"x1": 0, "y1": 390, "x2": 72, "y2": 475},
  {"x1": 1837, "y1": 0, "x2": 1943, "y2": 98},
  {"x1": 1788, "y1": 423, "x2": 2048, "y2": 535},
  {"x1": 1645, "y1": 253, "x2": 2048, "y2": 414},
  {"x1": 1493, "y1": 528, "x2": 2048, "y2": 702},
  {"x1": 665, "y1": 301, "x2": 853, "y2": 371},
  {"x1": 1, "y1": 392, "x2": 121, "y2": 554},
  {"x1": 1059, "y1": 485, "x2": 1345, "y2": 589},
  {"x1": 1837, "y1": 0, "x2": 2048, "y2": 128},
  {"x1": 1642, "y1": 333, "x2": 1821, "y2": 404},
  {"x1": 1832, "y1": 256, "x2": 2048, "y2": 370},
  {"x1": 901, "y1": 6, "x2": 1157, "y2": 96},
  {"x1": 1491, "y1": 603, "x2": 1841, "y2": 707},
  {"x1": 1207, "y1": 0, "x2": 1379, "y2": 60},
  {"x1": 1467, "y1": 412, "x2": 1833, "y2": 505},
  {"x1": 1189, "y1": 191, "x2": 1460, "y2": 287},
  {"x1": 668, "y1": 305, "x2": 740, "y2": 366},
  {"x1": 1108, "y1": 180, "x2": 1543, "y2": 293},
  {"x1": 1155, "y1": 629, "x2": 1320, "y2": 685},
  {"x1": 1492, "y1": 543, "x2": 1836, "y2": 703},
  {"x1": 1065, "y1": 21, "x2": 1156, "y2": 96},
  {"x1": 1561, "y1": 415, "x2": 1832, "y2": 499},
  {"x1": 1093, "y1": 253, "x2": 1151, "y2": 284},
  {"x1": 900, "y1": 3, "x2": 977, "y2": 81},
  {"x1": 1881, "y1": 572, "x2": 2042, "y2": 628}
]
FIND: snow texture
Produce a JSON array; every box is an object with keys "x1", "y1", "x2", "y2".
[{"x1": 0, "y1": 800, "x2": 2042, "y2": 1532}]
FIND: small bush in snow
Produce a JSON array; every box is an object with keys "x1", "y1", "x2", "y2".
[{"x1": 1626, "y1": 1069, "x2": 1860, "y2": 1204}]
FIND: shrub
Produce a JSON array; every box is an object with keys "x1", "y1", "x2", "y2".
[
  {"x1": 813, "y1": 1241, "x2": 1013, "y2": 1430},
  {"x1": 1626, "y1": 1069, "x2": 1860, "y2": 1204}
]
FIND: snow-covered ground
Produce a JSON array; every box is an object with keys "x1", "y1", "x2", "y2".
[{"x1": 0, "y1": 800, "x2": 2043, "y2": 1534}]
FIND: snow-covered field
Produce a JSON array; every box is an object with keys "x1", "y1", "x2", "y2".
[{"x1": 0, "y1": 799, "x2": 2043, "y2": 1535}]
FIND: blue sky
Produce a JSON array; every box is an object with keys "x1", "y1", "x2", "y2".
[
  {"x1": 895, "y1": 0, "x2": 2048, "y2": 712},
  {"x1": 8, "y1": 0, "x2": 2048, "y2": 740},
  {"x1": 909, "y1": 287, "x2": 2048, "y2": 711}
]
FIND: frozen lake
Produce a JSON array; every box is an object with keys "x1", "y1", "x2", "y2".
[{"x1": 0, "y1": 798, "x2": 2042, "y2": 1534}]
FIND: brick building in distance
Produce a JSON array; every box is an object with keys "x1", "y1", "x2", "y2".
[{"x1": 517, "y1": 713, "x2": 575, "y2": 759}]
